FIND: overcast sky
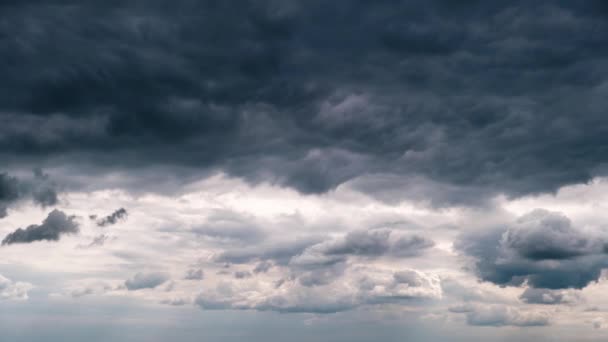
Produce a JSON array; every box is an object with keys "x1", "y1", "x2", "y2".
[{"x1": 2, "y1": 1, "x2": 608, "y2": 341}]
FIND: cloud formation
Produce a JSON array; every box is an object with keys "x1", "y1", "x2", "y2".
[
  {"x1": 2, "y1": 209, "x2": 79, "y2": 245},
  {"x1": 457, "y1": 209, "x2": 608, "y2": 289},
  {"x1": 3, "y1": 2, "x2": 608, "y2": 205},
  {"x1": 195, "y1": 266, "x2": 441, "y2": 314}
]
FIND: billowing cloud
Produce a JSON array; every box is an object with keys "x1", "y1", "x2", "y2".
[
  {"x1": 2, "y1": 2, "x2": 608, "y2": 206},
  {"x1": 457, "y1": 209, "x2": 608, "y2": 289},
  {"x1": 1, "y1": 209, "x2": 79, "y2": 245},
  {"x1": 125, "y1": 272, "x2": 170, "y2": 291}
]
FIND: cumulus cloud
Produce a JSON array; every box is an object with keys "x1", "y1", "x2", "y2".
[
  {"x1": 456, "y1": 209, "x2": 608, "y2": 289},
  {"x1": 96, "y1": 208, "x2": 128, "y2": 227},
  {"x1": 2, "y1": 209, "x2": 79, "y2": 245},
  {"x1": 0, "y1": 274, "x2": 32, "y2": 300},
  {"x1": 125, "y1": 272, "x2": 170, "y2": 291}
]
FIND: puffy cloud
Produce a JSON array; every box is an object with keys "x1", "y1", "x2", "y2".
[
  {"x1": 124, "y1": 272, "x2": 170, "y2": 291},
  {"x1": 0, "y1": 274, "x2": 32, "y2": 300},
  {"x1": 456, "y1": 209, "x2": 608, "y2": 289},
  {"x1": 96, "y1": 208, "x2": 128, "y2": 227},
  {"x1": 1, "y1": 209, "x2": 79, "y2": 245}
]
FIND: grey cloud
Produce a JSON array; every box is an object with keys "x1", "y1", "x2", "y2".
[
  {"x1": 2, "y1": 209, "x2": 79, "y2": 245},
  {"x1": 456, "y1": 209, "x2": 608, "y2": 289},
  {"x1": 2, "y1": 2, "x2": 608, "y2": 204},
  {"x1": 124, "y1": 272, "x2": 170, "y2": 290},
  {"x1": 0, "y1": 170, "x2": 59, "y2": 218},
  {"x1": 97, "y1": 208, "x2": 128, "y2": 227}
]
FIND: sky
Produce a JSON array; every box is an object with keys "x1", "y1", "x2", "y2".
[{"x1": 2, "y1": 1, "x2": 608, "y2": 341}]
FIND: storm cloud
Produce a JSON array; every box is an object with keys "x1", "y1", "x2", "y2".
[
  {"x1": 4, "y1": 1, "x2": 608, "y2": 340},
  {"x1": 2, "y1": 1, "x2": 608, "y2": 205},
  {"x1": 1, "y1": 209, "x2": 79, "y2": 245}
]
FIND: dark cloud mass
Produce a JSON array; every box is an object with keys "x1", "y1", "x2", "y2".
[
  {"x1": 97, "y1": 208, "x2": 128, "y2": 227},
  {"x1": 0, "y1": 171, "x2": 59, "y2": 218},
  {"x1": 2, "y1": 1, "x2": 608, "y2": 203},
  {"x1": 457, "y1": 209, "x2": 608, "y2": 289},
  {"x1": 2, "y1": 209, "x2": 79, "y2": 245}
]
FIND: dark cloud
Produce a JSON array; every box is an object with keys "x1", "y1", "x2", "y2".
[
  {"x1": 97, "y1": 208, "x2": 128, "y2": 227},
  {"x1": 2, "y1": 2, "x2": 608, "y2": 204},
  {"x1": 124, "y1": 272, "x2": 169, "y2": 290},
  {"x1": 0, "y1": 173, "x2": 20, "y2": 218},
  {"x1": 0, "y1": 170, "x2": 59, "y2": 218},
  {"x1": 1, "y1": 209, "x2": 79, "y2": 245},
  {"x1": 456, "y1": 209, "x2": 608, "y2": 289}
]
